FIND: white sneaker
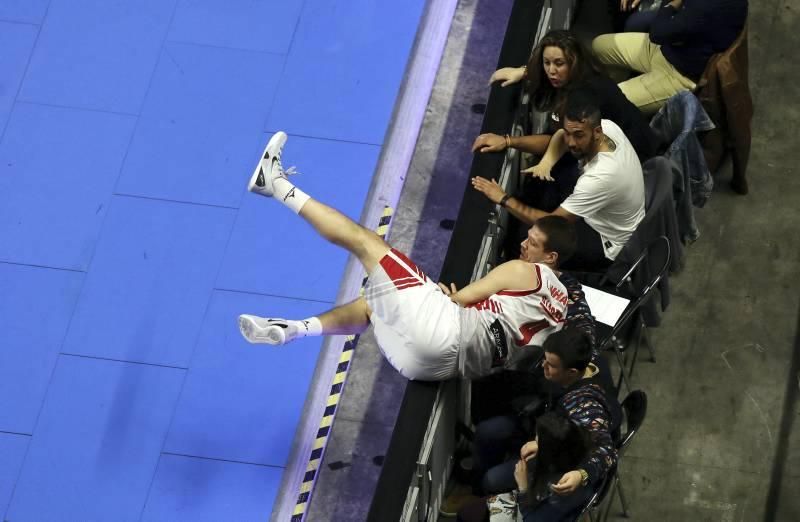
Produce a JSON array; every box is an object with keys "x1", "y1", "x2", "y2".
[
  {"x1": 238, "y1": 314, "x2": 299, "y2": 345},
  {"x1": 247, "y1": 131, "x2": 288, "y2": 197}
]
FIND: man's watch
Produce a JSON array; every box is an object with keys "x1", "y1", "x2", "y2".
[
  {"x1": 499, "y1": 194, "x2": 511, "y2": 208},
  {"x1": 578, "y1": 469, "x2": 589, "y2": 486}
]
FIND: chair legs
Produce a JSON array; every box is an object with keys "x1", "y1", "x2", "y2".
[
  {"x1": 611, "y1": 337, "x2": 632, "y2": 395},
  {"x1": 600, "y1": 476, "x2": 616, "y2": 522},
  {"x1": 628, "y1": 318, "x2": 656, "y2": 387},
  {"x1": 599, "y1": 473, "x2": 631, "y2": 521},
  {"x1": 616, "y1": 474, "x2": 630, "y2": 517},
  {"x1": 642, "y1": 321, "x2": 656, "y2": 363}
]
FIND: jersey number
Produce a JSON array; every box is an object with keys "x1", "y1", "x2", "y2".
[{"x1": 515, "y1": 320, "x2": 550, "y2": 347}]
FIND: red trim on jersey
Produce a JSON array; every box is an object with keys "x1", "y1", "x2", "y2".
[
  {"x1": 379, "y1": 249, "x2": 427, "y2": 290},
  {"x1": 391, "y1": 249, "x2": 428, "y2": 282},
  {"x1": 496, "y1": 264, "x2": 543, "y2": 296}
]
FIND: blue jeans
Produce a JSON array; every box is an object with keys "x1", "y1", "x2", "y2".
[
  {"x1": 521, "y1": 486, "x2": 594, "y2": 521},
  {"x1": 473, "y1": 415, "x2": 526, "y2": 494}
]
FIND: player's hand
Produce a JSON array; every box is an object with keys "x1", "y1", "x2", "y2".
[
  {"x1": 551, "y1": 471, "x2": 582, "y2": 496},
  {"x1": 520, "y1": 440, "x2": 539, "y2": 461},
  {"x1": 472, "y1": 133, "x2": 507, "y2": 153},
  {"x1": 437, "y1": 282, "x2": 458, "y2": 296},
  {"x1": 489, "y1": 66, "x2": 526, "y2": 87},
  {"x1": 514, "y1": 459, "x2": 529, "y2": 492},
  {"x1": 620, "y1": 0, "x2": 641, "y2": 11},
  {"x1": 521, "y1": 161, "x2": 554, "y2": 182},
  {"x1": 471, "y1": 177, "x2": 505, "y2": 204}
]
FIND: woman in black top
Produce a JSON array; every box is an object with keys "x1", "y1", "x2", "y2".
[{"x1": 473, "y1": 29, "x2": 656, "y2": 165}]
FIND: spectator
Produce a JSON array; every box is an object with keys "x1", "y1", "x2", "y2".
[
  {"x1": 513, "y1": 412, "x2": 594, "y2": 521},
  {"x1": 475, "y1": 29, "x2": 656, "y2": 168},
  {"x1": 472, "y1": 31, "x2": 653, "y2": 262},
  {"x1": 456, "y1": 412, "x2": 593, "y2": 522},
  {"x1": 473, "y1": 92, "x2": 645, "y2": 271},
  {"x1": 593, "y1": 0, "x2": 748, "y2": 114},
  {"x1": 472, "y1": 329, "x2": 619, "y2": 505}
]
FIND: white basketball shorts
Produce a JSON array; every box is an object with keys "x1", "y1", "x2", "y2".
[{"x1": 363, "y1": 249, "x2": 461, "y2": 381}]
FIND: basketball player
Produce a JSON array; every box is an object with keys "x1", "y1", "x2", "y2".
[{"x1": 238, "y1": 132, "x2": 574, "y2": 381}]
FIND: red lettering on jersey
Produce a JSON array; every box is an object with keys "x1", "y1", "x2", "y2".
[
  {"x1": 468, "y1": 298, "x2": 503, "y2": 314},
  {"x1": 548, "y1": 284, "x2": 568, "y2": 307},
  {"x1": 515, "y1": 319, "x2": 550, "y2": 347},
  {"x1": 540, "y1": 296, "x2": 564, "y2": 323}
]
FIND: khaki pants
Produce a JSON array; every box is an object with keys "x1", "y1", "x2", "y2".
[{"x1": 592, "y1": 33, "x2": 696, "y2": 114}]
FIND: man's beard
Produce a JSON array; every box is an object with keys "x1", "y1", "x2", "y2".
[{"x1": 569, "y1": 147, "x2": 584, "y2": 160}]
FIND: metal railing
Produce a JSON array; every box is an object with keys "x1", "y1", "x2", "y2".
[{"x1": 367, "y1": 1, "x2": 578, "y2": 520}]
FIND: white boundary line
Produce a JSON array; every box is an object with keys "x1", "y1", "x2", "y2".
[{"x1": 271, "y1": 0, "x2": 459, "y2": 518}]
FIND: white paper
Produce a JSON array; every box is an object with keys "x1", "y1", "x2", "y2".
[{"x1": 582, "y1": 285, "x2": 630, "y2": 327}]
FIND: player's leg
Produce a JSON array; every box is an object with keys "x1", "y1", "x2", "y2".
[
  {"x1": 248, "y1": 131, "x2": 390, "y2": 273},
  {"x1": 239, "y1": 297, "x2": 372, "y2": 345}
]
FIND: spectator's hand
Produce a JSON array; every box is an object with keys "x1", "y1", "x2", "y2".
[
  {"x1": 521, "y1": 161, "x2": 555, "y2": 182},
  {"x1": 437, "y1": 282, "x2": 457, "y2": 296},
  {"x1": 514, "y1": 459, "x2": 529, "y2": 492},
  {"x1": 489, "y1": 66, "x2": 526, "y2": 87},
  {"x1": 619, "y1": 0, "x2": 641, "y2": 11},
  {"x1": 551, "y1": 471, "x2": 582, "y2": 496},
  {"x1": 667, "y1": 0, "x2": 683, "y2": 8},
  {"x1": 471, "y1": 177, "x2": 505, "y2": 204},
  {"x1": 472, "y1": 133, "x2": 507, "y2": 153},
  {"x1": 520, "y1": 440, "x2": 539, "y2": 461}
]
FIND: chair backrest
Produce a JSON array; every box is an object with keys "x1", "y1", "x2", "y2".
[
  {"x1": 573, "y1": 463, "x2": 618, "y2": 520},
  {"x1": 615, "y1": 235, "x2": 670, "y2": 298},
  {"x1": 603, "y1": 157, "x2": 681, "y2": 290},
  {"x1": 602, "y1": 236, "x2": 670, "y2": 343},
  {"x1": 618, "y1": 390, "x2": 648, "y2": 451}
]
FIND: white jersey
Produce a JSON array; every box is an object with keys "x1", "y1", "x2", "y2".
[{"x1": 457, "y1": 263, "x2": 568, "y2": 378}]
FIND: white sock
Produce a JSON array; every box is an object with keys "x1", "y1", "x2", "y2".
[
  {"x1": 295, "y1": 317, "x2": 323, "y2": 338},
  {"x1": 272, "y1": 176, "x2": 311, "y2": 214}
]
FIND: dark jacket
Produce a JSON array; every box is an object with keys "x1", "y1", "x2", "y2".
[
  {"x1": 696, "y1": 25, "x2": 752, "y2": 194},
  {"x1": 603, "y1": 157, "x2": 684, "y2": 327},
  {"x1": 650, "y1": 91, "x2": 716, "y2": 243},
  {"x1": 650, "y1": 0, "x2": 748, "y2": 81}
]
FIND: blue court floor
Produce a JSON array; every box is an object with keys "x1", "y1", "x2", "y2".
[{"x1": 0, "y1": 1, "x2": 425, "y2": 520}]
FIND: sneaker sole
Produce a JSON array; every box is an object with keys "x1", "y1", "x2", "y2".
[
  {"x1": 238, "y1": 315, "x2": 285, "y2": 345},
  {"x1": 247, "y1": 131, "x2": 288, "y2": 196}
]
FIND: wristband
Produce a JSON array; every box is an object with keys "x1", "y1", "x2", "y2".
[
  {"x1": 504, "y1": 134, "x2": 511, "y2": 149},
  {"x1": 499, "y1": 194, "x2": 511, "y2": 208}
]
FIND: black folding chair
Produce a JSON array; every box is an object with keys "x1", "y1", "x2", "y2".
[
  {"x1": 601, "y1": 390, "x2": 648, "y2": 520},
  {"x1": 574, "y1": 463, "x2": 618, "y2": 522},
  {"x1": 596, "y1": 236, "x2": 671, "y2": 394}
]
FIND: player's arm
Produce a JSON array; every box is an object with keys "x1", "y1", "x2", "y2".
[{"x1": 438, "y1": 260, "x2": 540, "y2": 306}]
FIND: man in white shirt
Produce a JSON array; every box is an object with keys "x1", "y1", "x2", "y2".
[{"x1": 472, "y1": 91, "x2": 645, "y2": 271}]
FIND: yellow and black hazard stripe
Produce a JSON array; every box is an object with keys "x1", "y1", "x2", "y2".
[{"x1": 291, "y1": 206, "x2": 393, "y2": 522}]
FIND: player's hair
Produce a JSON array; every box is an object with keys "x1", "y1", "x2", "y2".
[
  {"x1": 543, "y1": 328, "x2": 592, "y2": 372},
  {"x1": 563, "y1": 89, "x2": 602, "y2": 129},
  {"x1": 528, "y1": 411, "x2": 592, "y2": 501},
  {"x1": 534, "y1": 216, "x2": 576, "y2": 267}
]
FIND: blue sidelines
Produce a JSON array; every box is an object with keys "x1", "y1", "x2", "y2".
[{"x1": 0, "y1": 0, "x2": 426, "y2": 519}]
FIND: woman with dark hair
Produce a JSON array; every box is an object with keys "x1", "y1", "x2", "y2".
[
  {"x1": 456, "y1": 411, "x2": 594, "y2": 522},
  {"x1": 474, "y1": 29, "x2": 656, "y2": 162},
  {"x1": 513, "y1": 412, "x2": 594, "y2": 520}
]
